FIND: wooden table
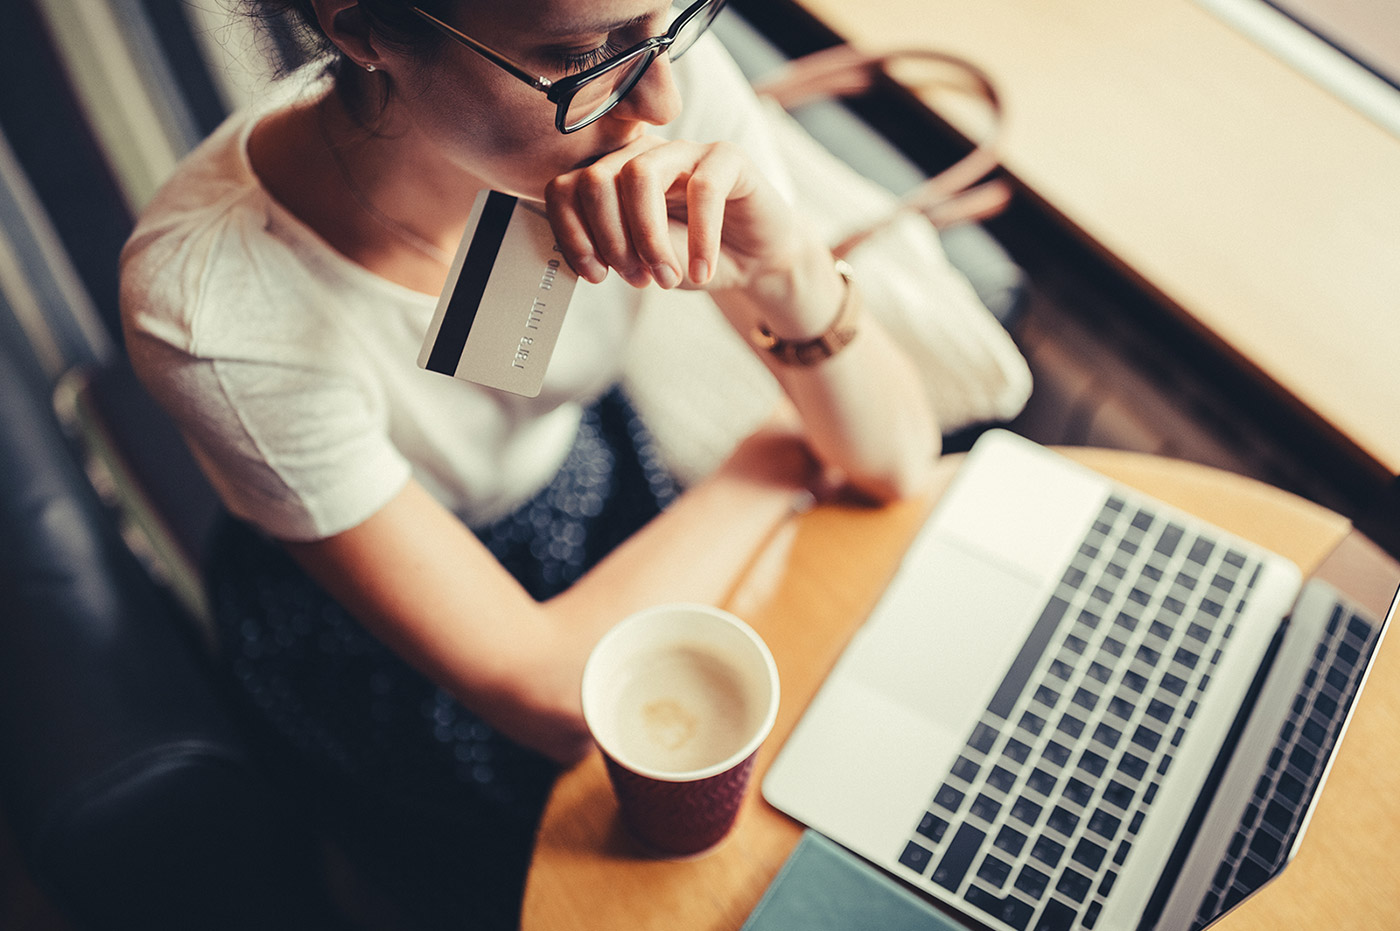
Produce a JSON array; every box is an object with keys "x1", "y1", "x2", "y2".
[
  {"x1": 522, "y1": 448, "x2": 1400, "y2": 930},
  {"x1": 780, "y1": 0, "x2": 1400, "y2": 483}
]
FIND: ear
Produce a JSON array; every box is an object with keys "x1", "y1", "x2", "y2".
[{"x1": 309, "y1": 0, "x2": 383, "y2": 71}]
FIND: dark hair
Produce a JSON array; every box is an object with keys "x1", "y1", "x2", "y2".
[{"x1": 241, "y1": 0, "x2": 454, "y2": 121}]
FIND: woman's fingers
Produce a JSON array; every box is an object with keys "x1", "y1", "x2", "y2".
[
  {"x1": 616, "y1": 140, "x2": 747, "y2": 287},
  {"x1": 615, "y1": 148, "x2": 686, "y2": 289},
  {"x1": 682, "y1": 143, "x2": 746, "y2": 286},
  {"x1": 546, "y1": 136, "x2": 660, "y2": 287},
  {"x1": 542, "y1": 186, "x2": 607, "y2": 284},
  {"x1": 550, "y1": 167, "x2": 647, "y2": 287},
  {"x1": 544, "y1": 137, "x2": 765, "y2": 290}
]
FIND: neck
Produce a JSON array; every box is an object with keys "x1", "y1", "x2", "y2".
[
  {"x1": 248, "y1": 86, "x2": 487, "y2": 294},
  {"x1": 316, "y1": 91, "x2": 481, "y2": 267}
]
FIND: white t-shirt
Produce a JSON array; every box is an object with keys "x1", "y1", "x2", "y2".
[{"x1": 121, "y1": 36, "x2": 1031, "y2": 543}]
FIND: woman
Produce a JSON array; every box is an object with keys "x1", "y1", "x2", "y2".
[{"x1": 120, "y1": 0, "x2": 1029, "y2": 926}]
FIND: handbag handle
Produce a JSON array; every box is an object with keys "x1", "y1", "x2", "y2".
[{"x1": 753, "y1": 44, "x2": 1011, "y2": 256}]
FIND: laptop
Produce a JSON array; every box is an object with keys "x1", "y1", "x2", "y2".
[{"x1": 763, "y1": 430, "x2": 1395, "y2": 931}]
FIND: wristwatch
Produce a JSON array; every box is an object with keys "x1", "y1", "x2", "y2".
[{"x1": 749, "y1": 259, "x2": 861, "y2": 366}]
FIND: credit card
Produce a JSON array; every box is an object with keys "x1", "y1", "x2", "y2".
[{"x1": 418, "y1": 189, "x2": 578, "y2": 398}]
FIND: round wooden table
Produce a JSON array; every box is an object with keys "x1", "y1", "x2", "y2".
[{"x1": 522, "y1": 448, "x2": 1398, "y2": 931}]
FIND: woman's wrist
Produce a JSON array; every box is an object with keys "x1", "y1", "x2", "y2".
[
  {"x1": 749, "y1": 258, "x2": 860, "y2": 367},
  {"x1": 739, "y1": 239, "x2": 848, "y2": 340}
]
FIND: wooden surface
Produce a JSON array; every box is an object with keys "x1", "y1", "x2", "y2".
[
  {"x1": 521, "y1": 449, "x2": 1396, "y2": 931},
  {"x1": 1216, "y1": 528, "x2": 1400, "y2": 930},
  {"x1": 789, "y1": 0, "x2": 1400, "y2": 481}
]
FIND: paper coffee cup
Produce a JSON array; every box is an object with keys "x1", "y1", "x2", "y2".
[{"x1": 581, "y1": 603, "x2": 781, "y2": 857}]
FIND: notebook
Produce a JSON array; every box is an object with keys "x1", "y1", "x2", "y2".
[
  {"x1": 741, "y1": 831, "x2": 966, "y2": 931},
  {"x1": 763, "y1": 430, "x2": 1395, "y2": 931}
]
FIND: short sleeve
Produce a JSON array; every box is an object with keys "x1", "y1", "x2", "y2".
[
  {"x1": 122, "y1": 200, "x2": 412, "y2": 542},
  {"x1": 129, "y1": 333, "x2": 412, "y2": 541}
]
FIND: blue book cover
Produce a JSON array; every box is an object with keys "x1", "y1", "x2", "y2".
[{"x1": 742, "y1": 831, "x2": 970, "y2": 931}]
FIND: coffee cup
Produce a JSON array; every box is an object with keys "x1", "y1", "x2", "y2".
[{"x1": 581, "y1": 603, "x2": 780, "y2": 857}]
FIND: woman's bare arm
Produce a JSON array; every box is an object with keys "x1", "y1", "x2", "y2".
[
  {"x1": 709, "y1": 242, "x2": 941, "y2": 502},
  {"x1": 545, "y1": 136, "x2": 939, "y2": 502},
  {"x1": 283, "y1": 426, "x2": 817, "y2": 766}
]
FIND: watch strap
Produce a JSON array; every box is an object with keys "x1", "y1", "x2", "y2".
[{"x1": 749, "y1": 259, "x2": 861, "y2": 367}]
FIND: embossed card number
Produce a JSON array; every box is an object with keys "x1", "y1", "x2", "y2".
[{"x1": 418, "y1": 189, "x2": 579, "y2": 398}]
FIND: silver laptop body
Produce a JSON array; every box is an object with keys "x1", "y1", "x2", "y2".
[{"x1": 764, "y1": 430, "x2": 1393, "y2": 931}]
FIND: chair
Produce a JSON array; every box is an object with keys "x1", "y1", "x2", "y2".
[{"x1": 0, "y1": 329, "x2": 336, "y2": 930}]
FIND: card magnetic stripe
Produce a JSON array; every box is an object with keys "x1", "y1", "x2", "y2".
[{"x1": 424, "y1": 191, "x2": 519, "y2": 375}]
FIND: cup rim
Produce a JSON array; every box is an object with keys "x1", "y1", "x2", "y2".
[{"x1": 581, "y1": 602, "x2": 781, "y2": 783}]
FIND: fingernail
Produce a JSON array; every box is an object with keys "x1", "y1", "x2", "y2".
[
  {"x1": 577, "y1": 255, "x2": 607, "y2": 283},
  {"x1": 690, "y1": 257, "x2": 710, "y2": 285},
  {"x1": 621, "y1": 266, "x2": 651, "y2": 289},
  {"x1": 651, "y1": 263, "x2": 680, "y2": 289}
]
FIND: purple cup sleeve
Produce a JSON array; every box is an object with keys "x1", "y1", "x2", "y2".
[{"x1": 602, "y1": 751, "x2": 759, "y2": 857}]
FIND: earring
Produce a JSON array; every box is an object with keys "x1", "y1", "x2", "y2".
[{"x1": 364, "y1": 63, "x2": 376, "y2": 73}]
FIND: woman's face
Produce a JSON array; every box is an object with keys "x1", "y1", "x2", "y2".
[{"x1": 381, "y1": 0, "x2": 685, "y2": 197}]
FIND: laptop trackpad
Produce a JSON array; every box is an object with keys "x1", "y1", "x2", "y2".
[
  {"x1": 844, "y1": 535, "x2": 1049, "y2": 744},
  {"x1": 765, "y1": 537, "x2": 1051, "y2": 852}
]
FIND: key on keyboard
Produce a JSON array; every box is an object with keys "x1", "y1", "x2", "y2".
[
  {"x1": 898, "y1": 496, "x2": 1263, "y2": 931},
  {"x1": 1191, "y1": 602, "x2": 1380, "y2": 928}
]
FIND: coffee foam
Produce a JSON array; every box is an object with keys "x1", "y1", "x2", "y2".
[{"x1": 609, "y1": 645, "x2": 757, "y2": 775}]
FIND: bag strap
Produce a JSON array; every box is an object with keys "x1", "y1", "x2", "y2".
[{"x1": 754, "y1": 44, "x2": 1011, "y2": 257}]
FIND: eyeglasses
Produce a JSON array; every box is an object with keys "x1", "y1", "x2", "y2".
[{"x1": 411, "y1": 0, "x2": 726, "y2": 134}]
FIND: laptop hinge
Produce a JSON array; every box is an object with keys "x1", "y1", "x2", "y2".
[{"x1": 1135, "y1": 615, "x2": 1290, "y2": 930}]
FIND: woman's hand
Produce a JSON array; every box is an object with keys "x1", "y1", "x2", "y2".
[
  {"x1": 543, "y1": 135, "x2": 804, "y2": 293},
  {"x1": 546, "y1": 133, "x2": 940, "y2": 504}
]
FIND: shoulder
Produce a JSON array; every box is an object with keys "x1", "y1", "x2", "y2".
[
  {"x1": 121, "y1": 170, "x2": 264, "y2": 349},
  {"x1": 120, "y1": 69, "x2": 332, "y2": 354}
]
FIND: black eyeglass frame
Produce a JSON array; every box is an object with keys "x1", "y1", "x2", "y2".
[{"x1": 411, "y1": 0, "x2": 726, "y2": 133}]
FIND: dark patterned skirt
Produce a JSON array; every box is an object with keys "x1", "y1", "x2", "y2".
[{"x1": 206, "y1": 387, "x2": 679, "y2": 930}]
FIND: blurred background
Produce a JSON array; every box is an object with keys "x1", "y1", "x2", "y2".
[{"x1": 1, "y1": 0, "x2": 1395, "y2": 928}]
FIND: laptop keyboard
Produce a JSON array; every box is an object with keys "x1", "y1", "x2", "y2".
[
  {"x1": 1191, "y1": 600, "x2": 1379, "y2": 928},
  {"x1": 896, "y1": 495, "x2": 1263, "y2": 931}
]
